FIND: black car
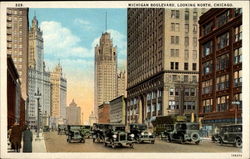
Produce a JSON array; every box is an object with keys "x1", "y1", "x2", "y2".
[
  {"x1": 66, "y1": 125, "x2": 85, "y2": 143},
  {"x1": 217, "y1": 124, "x2": 242, "y2": 148},
  {"x1": 161, "y1": 122, "x2": 201, "y2": 144},
  {"x1": 104, "y1": 124, "x2": 134, "y2": 148},
  {"x1": 58, "y1": 124, "x2": 67, "y2": 135},
  {"x1": 129, "y1": 124, "x2": 155, "y2": 144},
  {"x1": 92, "y1": 123, "x2": 110, "y2": 143}
]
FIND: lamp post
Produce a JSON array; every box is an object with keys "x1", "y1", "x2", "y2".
[{"x1": 34, "y1": 88, "x2": 41, "y2": 139}]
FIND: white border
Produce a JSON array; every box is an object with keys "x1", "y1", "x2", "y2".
[{"x1": 0, "y1": 1, "x2": 249, "y2": 159}]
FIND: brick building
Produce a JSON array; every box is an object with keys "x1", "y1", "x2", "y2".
[
  {"x1": 199, "y1": 8, "x2": 242, "y2": 131},
  {"x1": 98, "y1": 102, "x2": 110, "y2": 123}
]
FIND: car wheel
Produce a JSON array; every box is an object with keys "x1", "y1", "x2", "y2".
[
  {"x1": 235, "y1": 138, "x2": 242, "y2": 148},
  {"x1": 218, "y1": 137, "x2": 223, "y2": 146},
  {"x1": 180, "y1": 136, "x2": 185, "y2": 144}
]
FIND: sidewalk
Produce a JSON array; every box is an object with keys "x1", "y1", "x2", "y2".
[{"x1": 8, "y1": 132, "x2": 47, "y2": 153}]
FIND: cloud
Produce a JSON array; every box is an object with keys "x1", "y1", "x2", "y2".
[{"x1": 74, "y1": 18, "x2": 94, "y2": 31}]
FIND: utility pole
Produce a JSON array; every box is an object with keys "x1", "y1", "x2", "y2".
[{"x1": 34, "y1": 88, "x2": 41, "y2": 139}]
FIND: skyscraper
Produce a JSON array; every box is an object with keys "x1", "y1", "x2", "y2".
[
  {"x1": 117, "y1": 70, "x2": 127, "y2": 97},
  {"x1": 6, "y1": 8, "x2": 29, "y2": 101},
  {"x1": 94, "y1": 32, "x2": 117, "y2": 119},
  {"x1": 66, "y1": 99, "x2": 81, "y2": 125},
  {"x1": 127, "y1": 8, "x2": 207, "y2": 125}
]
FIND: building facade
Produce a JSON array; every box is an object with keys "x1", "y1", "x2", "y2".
[
  {"x1": 94, "y1": 32, "x2": 117, "y2": 119},
  {"x1": 98, "y1": 102, "x2": 110, "y2": 123},
  {"x1": 27, "y1": 16, "x2": 51, "y2": 128},
  {"x1": 88, "y1": 111, "x2": 97, "y2": 126},
  {"x1": 7, "y1": 8, "x2": 29, "y2": 101},
  {"x1": 50, "y1": 63, "x2": 67, "y2": 127},
  {"x1": 110, "y1": 95, "x2": 126, "y2": 124},
  {"x1": 199, "y1": 8, "x2": 242, "y2": 131},
  {"x1": 66, "y1": 99, "x2": 81, "y2": 125},
  {"x1": 117, "y1": 70, "x2": 127, "y2": 97},
  {"x1": 127, "y1": 8, "x2": 207, "y2": 125}
]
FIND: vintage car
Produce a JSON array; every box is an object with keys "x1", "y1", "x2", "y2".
[
  {"x1": 43, "y1": 126, "x2": 50, "y2": 132},
  {"x1": 58, "y1": 124, "x2": 67, "y2": 135},
  {"x1": 217, "y1": 124, "x2": 242, "y2": 148},
  {"x1": 211, "y1": 127, "x2": 221, "y2": 142},
  {"x1": 66, "y1": 125, "x2": 85, "y2": 143},
  {"x1": 92, "y1": 123, "x2": 110, "y2": 143},
  {"x1": 104, "y1": 124, "x2": 134, "y2": 148},
  {"x1": 80, "y1": 125, "x2": 92, "y2": 139},
  {"x1": 129, "y1": 124, "x2": 155, "y2": 144},
  {"x1": 161, "y1": 122, "x2": 201, "y2": 144}
]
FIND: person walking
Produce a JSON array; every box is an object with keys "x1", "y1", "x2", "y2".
[
  {"x1": 22, "y1": 126, "x2": 33, "y2": 152},
  {"x1": 10, "y1": 122, "x2": 22, "y2": 152}
]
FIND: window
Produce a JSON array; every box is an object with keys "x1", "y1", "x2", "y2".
[
  {"x1": 202, "y1": 60, "x2": 213, "y2": 75},
  {"x1": 234, "y1": 93, "x2": 242, "y2": 110},
  {"x1": 184, "y1": 50, "x2": 189, "y2": 60},
  {"x1": 202, "y1": 79, "x2": 213, "y2": 94},
  {"x1": 170, "y1": 62, "x2": 174, "y2": 70},
  {"x1": 169, "y1": 88, "x2": 174, "y2": 96},
  {"x1": 175, "y1": 62, "x2": 179, "y2": 70},
  {"x1": 193, "y1": 50, "x2": 197, "y2": 60},
  {"x1": 184, "y1": 63, "x2": 189, "y2": 70},
  {"x1": 234, "y1": 47, "x2": 242, "y2": 64},
  {"x1": 171, "y1": 23, "x2": 180, "y2": 32},
  {"x1": 169, "y1": 100, "x2": 176, "y2": 110},
  {"x1": 190, "y1": 88, "x2": 195, "y2": 96},
  {"x1": 185, "y1": 24, "x2": 189, "y2": 33},
  {"x1": 234, "y1": 25, "x2": 242, "y2": 42},
  {"x1": 175, "y1": 88, "x2": 179, "y2": 96},
  {"x1": 217, "y1": 32, "x2": 229, "y2": 49},
  {"x1": 185, "y1": 37, "x2": 189, "y2": 46},
  {"x1": 184, "y1": 75, "x2": 189, "y2": 82},
  {"x1": 202, "y1": 21, "x2": 213, "y2": 36},
  {"x1": 234, "y1": 70, "x2": 242, "y2": 87},
  {"x1": 216, "y1": 96, "x2": 229, "y2": 112},
  {"x1": 172, "y1": 75, "x2": 177, "y2": 81},
  {"x1": 203, "y1": 99, "x2": 213, "y2": 113},
  {"x1": 171, "y1": 23, "x2": 175, "y2": 31},
  {"x1": 202, "y1": 40, "x2": 213, "y2": 57},
  {"x1": 193, "y1": 24, "x2": 197, "y2": 33},
  {"x1": 185, "y1": 11, "x2": 189, "y2": 20},
  {"x1": 193, "y1": 12, "x2": 198, "y2": 21},
  {"x1": 192, "y1": 76, "x2": 197, "y2": 82},
  {"x1": 192, "y1": 63, "x2": 197, "y2": 71},
  {"x1": 216, "y1": 54, "x2": 229, "y2": 71},
  {"x1": 171, "y1": 10, "x2": 180, "y2": 19},
  {"x1": 193, "y1": 37, "x2": 197, "y2": 47},
  {"x1": 217, "y1": 10, "x2": 230, "y2": 27},
  {"x1": 216, "y1": 74, "x2": 229, "y2": 91},
  {"x1": 234, "y1": 8, "x2": 242, "y2": 17},
  {"x1": 170, "y1": 49, "x2": 179, "y2": 57}
]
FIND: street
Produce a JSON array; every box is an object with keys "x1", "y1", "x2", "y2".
[{"x1": 44, "y1": 132, "x2": 241, "y2": 152}]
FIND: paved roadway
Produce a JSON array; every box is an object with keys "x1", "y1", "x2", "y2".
[{"x1": 44, "y1": 132, "x2": 241, "y2": 152}]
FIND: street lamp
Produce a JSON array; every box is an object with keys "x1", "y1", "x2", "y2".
[{"x1": 34, "y1": 88, "x2": 41, "y2": 139}]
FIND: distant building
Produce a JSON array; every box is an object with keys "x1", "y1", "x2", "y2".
[
  {"x1": 66, "y1": 99, "x2": 81, "y2": 125},
  {"x1": 94, "y1": 32, "x2": 117, "y2": 119},
  {"x1": 110, "y1": 95, "x2": 126, "y2": 124},
  {"x1": 50, "y1": 63, "x2": 67, "y2": 126},
  {"x1": 89, "y1": 111, "x2": 97, "y2": 126},
  {"x1": 117, "y1": 70, "x2": 127, "y2": 97},
  {"x1": 199, "y1": 8, "x2": 242, "y2": 130},
  {"x1": 98, "y1": 102, "x2": 110, "y2": 123}
]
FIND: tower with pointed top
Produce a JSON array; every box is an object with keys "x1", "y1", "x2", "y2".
[
  {"x1": 66, "y1": 99, "x2": 81, "y2": 125},
  {"x1": 94, "y1": 32, "x2": 118, "y2": 120}
]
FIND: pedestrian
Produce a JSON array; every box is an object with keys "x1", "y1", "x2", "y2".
[
  {"x1": 22, "y1": 126, "x2": 33, "y2": 152},
  {"x1": 10, "y1": 122, "x2": 22, "y2": 152}
]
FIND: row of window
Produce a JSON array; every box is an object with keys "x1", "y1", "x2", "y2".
[
  {"x1": 172, "y1": 75, "x2": 197, "y2": 83},
  {"x1": 169, "y1": 87, "x2": 196, "y2": 96},
  {"x1": 170, "y1": 62, "x2": 197, "y2": 71},
  {"x1": 170, "y1": 36, "x2": 198, "y2": 45},
  {"x1": 170, "y1": 49, "x2": 197, "y2": 60},
  {"x1": 171, "y1": 10, "x2": 198, "y2": 21},
  {"x1": 171, "y1": 23, "x2": 198, "y2": 33},
  {"x1": 169, "y1": 100, "x2": 196, "y2": 110}
]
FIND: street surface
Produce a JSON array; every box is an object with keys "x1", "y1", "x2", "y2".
[{"x1": 44, "y1": 132, "x2": 241, "y2": 152}]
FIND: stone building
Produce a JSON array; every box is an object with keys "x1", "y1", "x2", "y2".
[
  {"x1": 98, "y1": 102, "x2": 110, "y2": 124},
  {"x1": 127, "y1": 8, "x2": 207, "y2": 125},
  {"x1": 66, "y1": 99, "x2": 81, "y2": 125},
  {"x1": 94, "y1": 32, "x2": 117, "y2": 119},
  {"x1": 89, "y1": 111, "x2": 97, "y2": 126},
  {"x1": 117, "y1": 70, "x2": 127, "y2": 97},
  {"x1": 6, "y1": 8, "x2": 29, "y2": 122},
  {"x1": 198, "y1": 8, "x2": 242, "y2": 131},
  {"x1": 110, "y1": 95, "x2": 126, "y2": 124},
  {"x1": 50, "y1": 63, "x2": 67, "y2": 127}
]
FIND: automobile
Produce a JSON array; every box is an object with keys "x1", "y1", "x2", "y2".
[
  {"x1": 43, "y1": 126, "x2": 50, "y2": 132},
  {"x1": 217, "y1": 124, "x2": 242, "y2": 148},
  {"x1": 211, "y1": 127, "x2": 221, "y2": 142},
  {"x1": 161, "y1": 122, "x2": 201, "y2": 144},
  {"x1": 92, "y1": 123, "x2": 110, "y2": 143},
  {"x1": 58, "y1": 124, "x2": 67, "y2": 135},
  {"x1": 129, "y1": 124, "x2": 155, "y2": 144},
  {"x1": 66, "y1": 125, "x2": 85, "y2": 143},
  {"x1": 104, "y1": 124, "x2": 134, "y2": 149},
  {"x1": 80, "y1": 125, "x2": 92, "y2": 139}
]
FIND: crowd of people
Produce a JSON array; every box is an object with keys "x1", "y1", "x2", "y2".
[{"x1": 8, "y1": 122, "x2": 33, "y2": 153}]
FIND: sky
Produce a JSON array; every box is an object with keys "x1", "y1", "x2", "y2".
[{"x1": 29, "y1": 8, "x2": 127, "y2": 124}]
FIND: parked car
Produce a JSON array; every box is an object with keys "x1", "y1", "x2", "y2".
[
  {"x1": 66, "y1": 125, "x2": 85, "y2": 143},
  {"x1": 217, "y1": 124, "x2": 242, "y2": 148},
  {"x1": 92, "y1": 123, "x2": 110, "y2": 143},
  {"x1": 162, "y1": 122, "x2": 201, "y2": 144},
  {"x1": 43, "y1": 126, "x2": 50, "y2": 132},
  {"x1": 104, "y1": 124, "x2": 134, "y2": 148},
  {"x1": 129, "y1": 124, "x2": 155, "y2": 144},
  {"x1": 80, "y1": 125, "x2": 92, "y2": 138},
  {"x1": 58, "y1": 124, "x2": 67, "y2": 135}
]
